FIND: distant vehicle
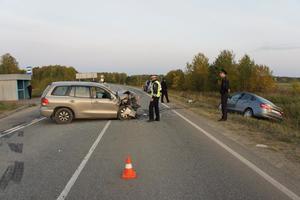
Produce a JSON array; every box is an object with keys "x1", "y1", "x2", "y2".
[
  {"x1": 221, "y1": 92, "x2": 283, "y2": 120},
  {"x1": 40, "y1": 81, "x2": 140, "y2": 124}
]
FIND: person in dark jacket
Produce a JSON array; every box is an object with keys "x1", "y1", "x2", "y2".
[
  {"x1": 27, "y1": 84, "x2": 32, "y2": 99},
  {"x1": 160, "y1": 78, "x2": 170, "y2": 103},
  {"x1": 219, "y1": 69, "x2": 230, "y2": 121},
  {"x1": 148, "y1": 75, "x2": 161, "y2": 122}
]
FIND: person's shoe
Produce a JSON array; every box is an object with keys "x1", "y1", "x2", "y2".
[
  {"x1": 147, "y1": 119, "x2": 154, "y2": 122},
  {"x1": 161, "y1": 101, "x2": 164, "y2": 103},
  {"x1": 155, "y1": 118, "x2": 160, "y2": 121},
  {"x1": 167, "y1": 101, "x2": 170, "y2": 103},
  {"x1": 218, "y1": 118, "x2": 226, "y2": 122}
]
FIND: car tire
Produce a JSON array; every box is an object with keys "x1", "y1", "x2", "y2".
[
  {"x1": 54, "y1": 108, "x2": 74, "y2": 124},
  {"x1": 243, "y1": 108, "x2": 254, "y2": 118},
  {"x1": 118, "y1": 106, "x2": 130, "y2": 120}
]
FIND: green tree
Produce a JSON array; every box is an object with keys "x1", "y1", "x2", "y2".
[
  {"x1": 0, "y1": 53, "x2": 25, "y2": 74},
  {"x1": 237, "y1": 55, "x2": 255, "y2": 91},
  {"x1": 126, "y1": 75, "x2": 150, "y2": 86},
  {"x1": 31, "y1": 65, "x2": 77, "y2": 96},
  {"x1": 165, "y1": 69, "x2": 185, "y2": 90},
  {"x1": 212, "y1": 50, "x2": 238, "y2": 91},
  {"x1": 251, "y1": 65, "x2": 276, "y2": 92},
  {"x1": 185, "y1": 53, "x2": 209, "y2": 91}
]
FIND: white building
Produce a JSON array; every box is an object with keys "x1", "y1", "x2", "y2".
[{"x1": 0, "y1": 74, "x2": 32, "y2": 101}]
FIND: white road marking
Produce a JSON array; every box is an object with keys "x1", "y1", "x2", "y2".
[
  {"x1": 111, "y1": 86, "x2": 300, "y2": 199},
  {"x1": 161, "y1": 102, "x2": 300, "y2": 200},
  {"x1": 0, "y1": 117, "x2": 46, "y2": 139},
  {"x1": 56, "y1": 120, "x2": 112, "y2": 200},
  {"x1": 2, "y1": 125, "x2": 23, "y2": 133}
]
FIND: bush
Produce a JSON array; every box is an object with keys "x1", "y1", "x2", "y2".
[{"x1": 292, "y1": 82, "x2": 300, "y2": 94}]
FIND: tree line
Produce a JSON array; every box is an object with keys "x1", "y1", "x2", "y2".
[
  {"x1": 165, "y1": 50, "x2": 276, "y2": 93},
  {"x1": 0, "y1": 51, "x2": 277, "y2": 95}
]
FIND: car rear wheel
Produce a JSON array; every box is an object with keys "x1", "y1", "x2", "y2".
[
  {"x1": 243, "y1": 108, "x2": 253, "y2": 118},
  {"x1": 54, "y1": 108, "x2": 74, "y2": 124}
]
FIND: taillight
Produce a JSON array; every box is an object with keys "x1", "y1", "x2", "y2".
[
  {"x1": 260, "y1": 103, "x2": 271, "y2": 110},
  {"x1": 41, "y1": 98, "x2": 49, "y2": 106}
]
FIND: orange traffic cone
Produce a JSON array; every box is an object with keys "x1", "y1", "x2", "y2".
[{"x1": 122, "y1": 156, "x2": 137, "y2": 179}]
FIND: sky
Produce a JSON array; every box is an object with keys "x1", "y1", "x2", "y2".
[{"x1": 0, "y1": 0, "x2": 300, "y2": 76}]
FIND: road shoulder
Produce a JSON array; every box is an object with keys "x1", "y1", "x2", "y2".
[{"x1": 166, "y1": 96, "x2": 300, "y2": 184}]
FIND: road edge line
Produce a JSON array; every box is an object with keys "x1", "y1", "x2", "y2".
[
  {"x1": 163, "y1": 102, "x2": 300, "y2": 200},
  {"x1": 0, "y1": 117, "x2": 46, "y2": 139}
]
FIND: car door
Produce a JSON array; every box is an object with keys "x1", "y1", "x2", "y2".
[
  {"x1": 235, "y1": 93, "x2": 252, "y2": 113},
  {"x1": 228, "y1": 93, "x2": 243, "y2": 111},
  {"x1": 90, "y1": 86, "x2": 119, "y2": 118},
  {"x1": 68, "y1": 86, "x2": 93, "y2": 118}
]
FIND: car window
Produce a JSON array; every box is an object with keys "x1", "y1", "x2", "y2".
[
  {"x1": 256, "y1": 96, "x2": 275, "y2": 106},
  {"x1": 69, "y1": 86, "x2": 75, "y2": 97},
  {"x1": 91, "y1": 87, "x2": 111, "y2": 99},
  {"x1": 51, "y1": 86, "x2": 69, "y2": 96},
  {"x1": 251, "y1": 96, "x2": 256, "y2": 101},
  {"x1": 42, "y1": 85, "x2": 51, "y2": 97},
  {"x1": 240, "y1": 94, "x2": 252, "y2": 101},
  {"x1": 231, "y1": 93, "x2": 243, "y2": 101},
  {"x1": 75, "y1": 86, "x2": 91, "y2": 98}
]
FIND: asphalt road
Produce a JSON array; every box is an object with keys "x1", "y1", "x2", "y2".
[{"x1": 0, "y1": 85, "x2": 299, "y2": 200}]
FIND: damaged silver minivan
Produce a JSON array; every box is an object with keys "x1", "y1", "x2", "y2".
[{"x1": 40, "y1": 81, "x2": 140, "y2": 124}]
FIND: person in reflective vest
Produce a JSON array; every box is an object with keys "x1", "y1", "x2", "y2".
[{"x1": 148, "y1": 75, "x2": 161, "y2": 122}]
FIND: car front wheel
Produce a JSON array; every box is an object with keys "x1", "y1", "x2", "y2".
[
  {"x1": 118, "y1": 106, "x2": 131, "y2": 120},
  {"x1": 54, "y1": 108, "x2": 74, "y2": 124}
]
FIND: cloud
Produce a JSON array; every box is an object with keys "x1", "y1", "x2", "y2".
[{"x1": 257, "y1": 44, "x2": 300, "y2": 51}]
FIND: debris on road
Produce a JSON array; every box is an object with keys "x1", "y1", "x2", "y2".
[
  {"x1": 256, "y1": 144, "x2": 269, "y2": 148},
  {"x1": 187, "y1": 99, "x2": 193, "y2": 104}
]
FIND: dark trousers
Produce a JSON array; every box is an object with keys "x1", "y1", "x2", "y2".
[
  {"x1": 161, "y1": 90, "x2": 169, "y2": 103},
  {"x1": 28, "y1": 89, "x2": 32, "y2": 99},
  {"x1": 149, "y1": 97, "x2": 160, "y2": 120},
  {"x1": 221, "y1": 93, "x2": 228, "y2": 120}
]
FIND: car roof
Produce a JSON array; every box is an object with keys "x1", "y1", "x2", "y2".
[
  {"x1": 51, "y1": 81, "x2": 105, "y2": 87},
  {"x1": 233, "y1": 92, "x2": 275, "y2": 105}
]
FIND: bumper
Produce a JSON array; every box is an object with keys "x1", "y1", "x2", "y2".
[
  {"x1": 40, "y1": 106, "x2": 54, "y2": 118},
  {"x1": 256, "y1": 110, "x2": 283, "y2": 121}
]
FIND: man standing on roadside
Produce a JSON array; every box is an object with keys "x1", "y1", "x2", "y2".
[
  {"x1": 148, "y1": 75, "x2": 161, "y2": 122},
  {"x1": 219, "y1": 69, "x2": 230, "y2": 121},
  {"x1": 27, "y1": 84, "x2": 32, "y2": 99},
  {"x1": 161, "y1": 78, "x2": 170, "y2": 103}
]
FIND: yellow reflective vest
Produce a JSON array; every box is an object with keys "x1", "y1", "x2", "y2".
[{"x1": 150, "y1": 80, "x2": 162, "y2": 98}]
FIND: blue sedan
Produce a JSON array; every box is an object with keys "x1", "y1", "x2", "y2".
[{"x1": 224, "y1": 92, "x2": 283, "y2": 120}]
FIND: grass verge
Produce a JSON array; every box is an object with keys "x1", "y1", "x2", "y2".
[
  {"x1": 169, "y1": 90, "x2": 300, "y2": 163},
  {"x1": 0, "y1": 102, "x2": 22, "y2": 114}
]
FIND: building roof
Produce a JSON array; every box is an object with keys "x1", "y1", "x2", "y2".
[{"x1": 0, "y1": 74, "x2": 31, "y2": 81}]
